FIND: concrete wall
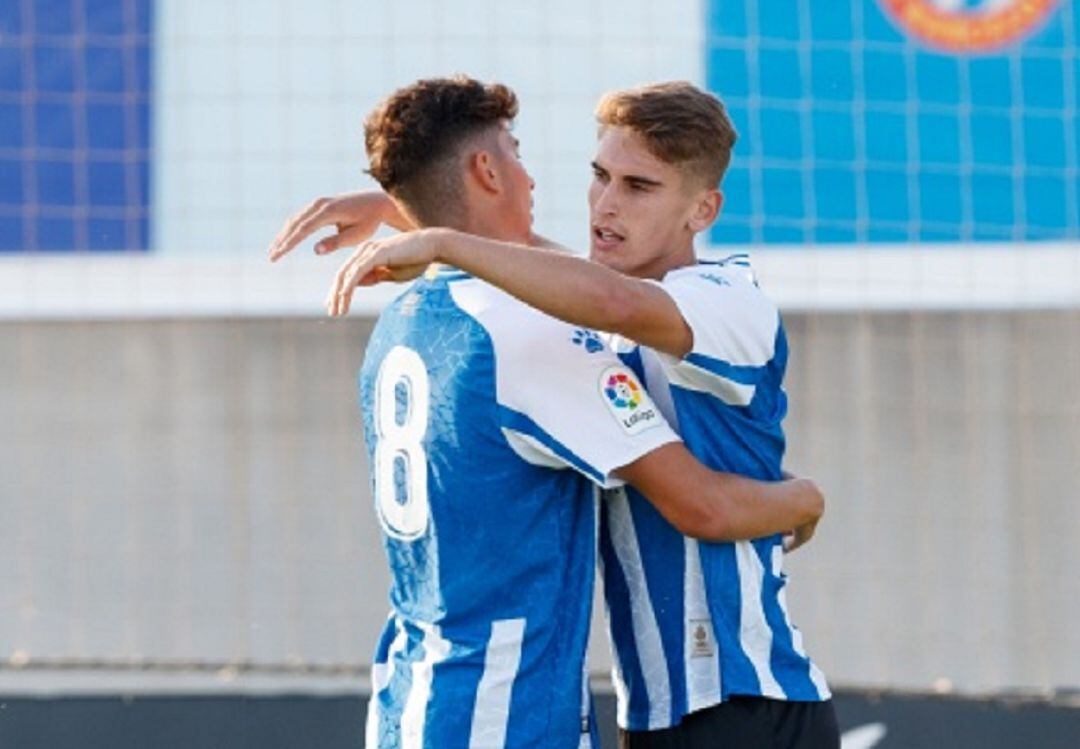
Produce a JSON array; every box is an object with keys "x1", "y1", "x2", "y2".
[{"x1": 2, "y1": 312, "x2": 1079, "y2": 695}]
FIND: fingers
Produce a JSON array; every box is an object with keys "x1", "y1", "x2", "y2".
[
  {"x1": 782, "y1": 532, "x2": 796, "y2": 554},
  {"x1": 326, "y1": 242, "x2": 384, "y2": 317},
  {"x1": 783, "y1": 518, "x2": 818, "y2": 554},
  {"x1": 314, "y1": 222, "x2": 379, "y2": 257},
  {"x1": 326, "y1": 247, "x2": 360, "y2": 317},
  {"x1": 269, "y1": 197, "x2": 336, "y2": 262}
]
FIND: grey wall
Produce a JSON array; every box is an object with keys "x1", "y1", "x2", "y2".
[{"x1": 2, "y1": 313, "x2": 1078, "y2": 695}]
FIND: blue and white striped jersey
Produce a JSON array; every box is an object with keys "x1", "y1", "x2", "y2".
[
  {"x1": 360, "y1": 269, "x2": 678, "y2": 749},
  {"x1": 600, "y1": 258, "x2": 830, "y2": 731}
]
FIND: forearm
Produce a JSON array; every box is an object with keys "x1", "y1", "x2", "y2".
[
  {"x1": 527, "y1": 232, "x2": 572, "y2": 253},
  {"x1": 617, "y1": 444, "x2": 822, "y2": 542},
  {"x1": 696, "y1": 474, "x2": 822, "y2": 542},
  {"x1": 380, "y1": 196, "x2": 416, "y2": 232},
  {"x1": 435, "y1": 231, "x2": 651, "y2": 334}
]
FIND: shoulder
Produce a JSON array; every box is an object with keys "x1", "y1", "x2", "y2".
[
  {"x1": 662, "y1": 258, "x2": 764, "y2": 296},
  {"x1": 661, "y1": 261, "x2": 778, "y2": 325},
  {"x1": 449, "y1": 276, "x2": 606, "y2": 357}
]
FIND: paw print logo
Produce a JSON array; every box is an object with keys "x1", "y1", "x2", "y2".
[{"x1": 571, "y1": 328, "x2": 604, "y2": 353}]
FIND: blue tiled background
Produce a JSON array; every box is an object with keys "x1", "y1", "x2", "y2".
[
  {"x1": 707, "y1": 0, "x2": 1079, "y2": 244},
  {"x1": 0, "y1": 0, "x2": 151, "y2": 252}
]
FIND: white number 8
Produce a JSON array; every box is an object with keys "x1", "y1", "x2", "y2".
[{"x1": 373, "y1": 346, "x2": 430, "y2": 540}]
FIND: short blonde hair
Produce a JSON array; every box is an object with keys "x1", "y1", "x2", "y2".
[{"x1": 595, "y1": 82, "x2": 737, "y2": 189}]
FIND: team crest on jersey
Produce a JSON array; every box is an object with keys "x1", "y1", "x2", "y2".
[
  {"x1": 689, "y1": 619, "x2": 715, "y2": 658},
  {"x1": 599, "y1": 367, "x2": 660, "y2": 435},
  {"x1": 879, "y1": 0, "x2": 1060, "y2": 52}
]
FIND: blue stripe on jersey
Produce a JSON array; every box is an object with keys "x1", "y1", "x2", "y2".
[
  {"x1": 497, "y1": 405, "x2": 605, "y2": 484},
  {"x1": 683, "y1": 352, "x2": 767, "y2": 387},
  {"x1": 698, "y1": 542, "x2": 764, "y2": 699},
  {"x1": 599, "y1": 505, "x2": 653, "y2": 724},
  {"x1": 756, "y1": 540, "x2": 822, "y2": 700},
  {"x1": 625, "y1": 492, "x2": 688, "y2": 725}
]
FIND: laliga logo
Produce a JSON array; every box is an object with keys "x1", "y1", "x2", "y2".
[
  {"x1": 600, "y1": 367, "x2": 659, "y2": 435},
  {"x1": 605, "y1": 372, "x2": 642, "y2": 410},
  {"x1": 879, "y1": 0, "x2": 1060, "y2": 53}
]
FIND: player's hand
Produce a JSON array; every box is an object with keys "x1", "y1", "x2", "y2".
[
  {"x1": 267, "y1": 191, "x2": 400, "y2": 262},
  {"x1": 781, "y1": 475, "x2": 823, "y2": 553},
  {"x1": 326, "y1": 229, "x2": 447, "y2": 316},
  {"x1": 782, "y1": 517, "x2": 818, "y2": 554}
]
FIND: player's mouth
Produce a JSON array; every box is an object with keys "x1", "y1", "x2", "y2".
[{"x1": 592, "y1": 225, "x2": 626, "y2": 252}]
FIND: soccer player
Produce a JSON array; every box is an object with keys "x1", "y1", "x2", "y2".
[
  {"x1": 295, "y1": 83, "x2": 839, "y2": 748},
  {"x1": 270, "y1": 77, "x2": 824, "y2": 748}
]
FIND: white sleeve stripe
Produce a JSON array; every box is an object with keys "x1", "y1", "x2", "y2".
[{"x1": 498, "y1": 405, "x2": 606, "y2": 484}]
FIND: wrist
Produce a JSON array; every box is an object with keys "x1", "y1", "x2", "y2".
[
  {"x1": 798, "y1": 478, "x2": 824, "y2": 522},
  {"x1": 434, "y1": 228, "x2": 469, "y2": 265},
  {"x1": 426, "y1": 227, "x2": 456, "y2": 264}
]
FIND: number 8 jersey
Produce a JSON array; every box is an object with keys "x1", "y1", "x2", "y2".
[{"x1": 359, "y1": 268, "x2": 678, "y2": 749}]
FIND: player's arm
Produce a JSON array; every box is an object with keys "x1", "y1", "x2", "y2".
[
  {"x1": 436, "y1": 231, "x2": 692, "y2": 356},
  {"x1": 615, "y1": 443, "x2": 823, "y2": 543},
  {"x1": 331, "y1": 227, "x2": 692, "y2": 355},
  {"x1": 267, "y1": 190, "x2": 414, "y2": 262}
]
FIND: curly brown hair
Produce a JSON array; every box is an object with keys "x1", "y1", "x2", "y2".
[
  {"x1": 595, "y1": 82, "x2": 737, "y2": 190},
  {"x1": 363, "y1": 76, "x2": 519, "y2": 226}
]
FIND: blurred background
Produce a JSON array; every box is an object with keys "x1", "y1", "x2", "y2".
[{"x1": 1, "y1": 0, "x2": 1079, "y2": 747}]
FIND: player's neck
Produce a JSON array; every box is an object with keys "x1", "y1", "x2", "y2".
[{"x1": 462, "y1": 214, "x2": 529, "y2": 245}]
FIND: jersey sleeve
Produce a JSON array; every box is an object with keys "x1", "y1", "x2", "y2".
[
  {"x1": 653, "y1": 266, "x2": 781, "y2": 407},
  {"x1": 450, "y1": 280, "x2": 680, "y2": 488}
]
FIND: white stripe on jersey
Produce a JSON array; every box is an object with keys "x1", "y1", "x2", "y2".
[
  {"x1": 610, "y1": 655, "x2": 630, "y2": 728},
  {"x1": 500, "y1": 428, "x2": 568, "y2": 470},
  {"x1": 365, "y1": 692, "x2": 379, "y2": 748},
  {"x1": 771, "y1": 547, "x2": 831, "y2": 699},
  {"x1": 367, "y1": 617, "x2": 406, "y2": 749},
  {"x1": 607, "y1": 488, "x2": 672, "y2": 728},
  {"x1": 578, "y1": 490, "x2": 599, "y2": 748},
  {"x1": 663, "y1": 357, "x2": 757, "y2": 407},
  {"x1": 683, "y1": 539, "x2": 722, "y2": 712},
  {"x1": 735, "y1": 542, "x2": 786, "y2": 698},
  {"x1": 365, "y1": 663, "x2": 387, "y2": 749},
  {"x1": 401, "y1": 621, "x2": 453, "y2": 749},
  {"x1": 469, "y1": 618, "x2": 527, "y2": 748},
  {"x1": 577, "y1": 654, "x2": 592, "y2": 749}
]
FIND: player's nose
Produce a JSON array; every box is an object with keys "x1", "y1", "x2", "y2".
[{"x1": 593, "y1": 183, "x2": 618, "y2": 216}]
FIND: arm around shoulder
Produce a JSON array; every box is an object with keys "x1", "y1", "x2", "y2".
[{"x1": 616, "y1": 443, "x2": 823, "y2": 542}]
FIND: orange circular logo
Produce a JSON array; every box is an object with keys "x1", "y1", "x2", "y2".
[{"x1": 879, "y1": 0, "x2": 1060, "y2": 52}]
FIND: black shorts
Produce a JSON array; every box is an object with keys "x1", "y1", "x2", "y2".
[{"x1": 619, "y1": 697, "x2": 840, "y2": 749}]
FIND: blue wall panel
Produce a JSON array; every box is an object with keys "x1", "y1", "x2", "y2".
[
  {"x1": 706, "y1": 0, "x2": 1079, "y2": 245},
  {"x1": 0, "y1": 0, "x2": 151, "y2": 252}
]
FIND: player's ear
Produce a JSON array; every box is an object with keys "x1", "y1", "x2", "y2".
[
  {"x1": 468, "y1": 150, "x2": 500, "y2": 194},
  {"x1": 687, "y1": 189, "x2": 722, "y2": 234}
]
